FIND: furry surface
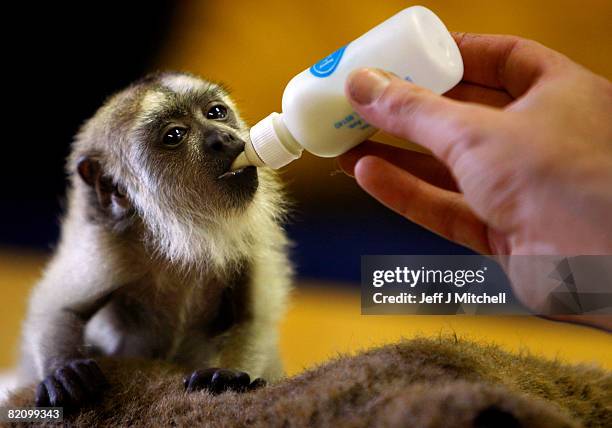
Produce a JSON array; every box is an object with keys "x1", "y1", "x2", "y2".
[{"x1": 4, "y1": 337, "x2": 611, "y2": 427}]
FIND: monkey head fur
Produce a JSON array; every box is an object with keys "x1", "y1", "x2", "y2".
[{"x1": 70, "y1": 72, "x2": 285, "y2": 270}]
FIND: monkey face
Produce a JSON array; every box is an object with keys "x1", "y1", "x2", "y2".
[
  {"x1": 73, "y1": 73, "x2": 284, "y2": 266},
  {"x1": 132, "y1": 74, "x2": 259, "y2": 211}
]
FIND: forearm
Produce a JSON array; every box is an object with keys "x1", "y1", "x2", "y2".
[
  {"x1": 22, "y1": 279, "x2": 115, "y2": 379},
  {"x1": 23, "y1": 309, "x2": 88, "y2": 379},
  {"x1": 217, "y1": 322, "x2": 283, "y2": 381}
]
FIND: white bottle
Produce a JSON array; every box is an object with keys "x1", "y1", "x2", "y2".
[{"x1": 232, "y1": 6, "x2": 463, "y2": 170}]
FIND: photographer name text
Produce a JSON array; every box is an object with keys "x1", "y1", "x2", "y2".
[{"x1": 373, "y1": 292, "x2": 507, "y2": 304}]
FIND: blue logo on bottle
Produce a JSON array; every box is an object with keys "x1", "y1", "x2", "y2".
[{"x1": 310, "y1": 45, "x2": 347, "y2": 78}]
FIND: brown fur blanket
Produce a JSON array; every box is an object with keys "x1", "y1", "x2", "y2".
[{"x1": 4, "y1": 338, "x2": 611, "y2": 427}]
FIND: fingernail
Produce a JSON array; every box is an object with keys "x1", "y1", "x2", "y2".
[{"x1": 347, "y1": 68, "x2": 391, "y2": 105}]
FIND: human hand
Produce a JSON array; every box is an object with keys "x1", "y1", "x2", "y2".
[{"x1": 338, "y1": 33, "x2": 612, "y2": 320}]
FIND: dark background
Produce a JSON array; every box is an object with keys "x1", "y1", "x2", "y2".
[
  {"x1": 1, "y1": 3, "x2": 470, "y2": 283},
  {"x1": 1, "y1": 3, "x2": 176, "y2": 246}
]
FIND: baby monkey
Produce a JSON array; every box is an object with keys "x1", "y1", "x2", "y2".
[{"x1": 17, "y1": 72, "x2": 291, "y2": 411}]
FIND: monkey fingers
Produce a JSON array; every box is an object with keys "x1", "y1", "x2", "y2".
[
  {"x1": 209, "y1": 369, "x2": 250, "y2": 394},
  {"x1": 69, "y1": 359, "x2": 108, "y2": 393},
  {"x1": 35, "y1": 377, "x2": 61, "y2": 407},
  {"x1": 34, "y1": 359, "x2": 107, "y2": 412},
  {"x1": 55, "y1": 366, "x2": 87, "y2": 406},
  {"x1": 184, "y1": 368, "x2": 252, "y2": 394},
  {"x1": 184, "y1": 367, "x2": 217, "y2": 393},
  {"x1": 247, "y1": 378, "x2": 267, "y2": 391},
  {"x1": 35, "y1": 374, "x2": 70, "y2": 409}
]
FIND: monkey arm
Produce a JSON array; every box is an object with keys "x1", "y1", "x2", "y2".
[
  {"x1": 215, "y1": 320, "x2": 284, "y2": 382},
  {"x1": 20, "y1": 212, "x2": 148, "y2": 380},
  {"x1": 20, "y1": 232, "x2": 130, "y2": 381},
  {"x1": 22, "y1": 281, "x2": 116, "y2": 380},
  {"x1": 24, "y1": 291, "x2": 115, "y2": 378},
  {"x1": 20, "y1": 264, "x2": 121, "y2": 410},
  {"x1": 184, "y1": 258, "x2": 289, "y2": 394},
  {"x1": 19, "y1": 225, "x2": 145, "y2": 409},
  {"x1": 21, "y1": 284, "x2": 114, "y2": 410},
  {"x1": 183, "y1": 320, "x2": 282, "y2": 394},
  {"x1": 212, "y1": 257, "x2": 289, "y2": 383}
]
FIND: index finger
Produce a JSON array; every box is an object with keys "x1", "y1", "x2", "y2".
[
  {"x1": 451, "y1": 33, "x2": 567, "y2": 98},
  {"x1": 338, "y1": 141, "x2": 458, "y2": 192}
]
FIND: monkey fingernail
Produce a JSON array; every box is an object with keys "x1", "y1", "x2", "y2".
[
  {"x1": 185, "y1": 368, "x2": 254, "y2": 394},
  {"x1": 210, "y1": 369, "x2": 237, "y2": 394},
  {"x1": 248, "y1": 378, "x2": 267, "y2": 391},
  {"x1": 184, "y1": 368, "x2": 217, "y2": 392},
  {"x1": 83, "y1": 359, "x2": 108, "y2": 387},
  {"x1": 35, "y1": 382, "x2": 50, "y2": 407}
]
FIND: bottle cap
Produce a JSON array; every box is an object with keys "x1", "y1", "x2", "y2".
[{"x1": 249, "y1": 113, "x2": 301, "y2": 169}]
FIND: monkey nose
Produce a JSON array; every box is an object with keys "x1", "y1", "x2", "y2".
[{"x1": 202, "y1": 131, "x2": 245, "y2": 157}]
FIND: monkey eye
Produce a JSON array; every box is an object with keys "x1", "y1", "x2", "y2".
[
  {"x1": 206, "y1": 104, "x2": 228, "y2": 120},
  {"x1": 162, "y1": 127, "x2": 188, "y2": 147}
]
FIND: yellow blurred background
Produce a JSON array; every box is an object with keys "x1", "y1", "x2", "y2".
[{"x1": 1, "y1": 1, "x2": 611, "y2": 378}]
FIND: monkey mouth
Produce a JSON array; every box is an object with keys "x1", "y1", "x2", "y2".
[
  {"x1": 215, "y1": 153, "x2": 258, "y2": 200},
  {"x1": 217, "y1": 166, "x2": 256, "y2": 180},
  {"x1": 216, "y1": 164, "x2": 258, "y2": 202}
]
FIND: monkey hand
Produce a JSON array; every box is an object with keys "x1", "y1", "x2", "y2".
[
  {"x1": 183, "y1": 368, "x2": 266, "y2": 395},
  {"x1": 35, "y1": 359, "x2": 108, "y2": 411}
]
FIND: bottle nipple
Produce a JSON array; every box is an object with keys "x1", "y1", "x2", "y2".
[{"x1": 230, "y1": 152, "x2": 252, "y2": 171}]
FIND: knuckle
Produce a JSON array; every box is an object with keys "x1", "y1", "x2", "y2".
[
  {"x1": 523, "y1": 151, "x2": 564, "y2": 189},
  {"x1": 440, "y1": 113, "x2": 486, "y2": 167},
  {"x1": 481, "y1": 175, "x2": 521, "y2": 229},
  {"x1": 382, "y1": 83, "x2": 427, "y2": 118},
  {"x1": 499, "y1": 34, "x2": 533, "y2": 53},
  {"x1": 447, "y1": 113, "x2": 479, "y2": 141},
  {"x1": 505, "y1": 34, "x2": 530, "y2": 47},
  {"x1": 513, "y1": 36, "x2": 548, "y2": 53}
]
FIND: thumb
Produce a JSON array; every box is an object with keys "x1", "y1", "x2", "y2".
[{"x1": 345, "y1": 68, "x2": 501, "y2": 165}]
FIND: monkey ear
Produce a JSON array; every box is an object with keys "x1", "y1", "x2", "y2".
[
  {"x1": 76, "y1": 156, "x2": 131, "y2": 218},
  {"x1": 77, "y1": 156, "x2": 101, "y2": 187}
]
